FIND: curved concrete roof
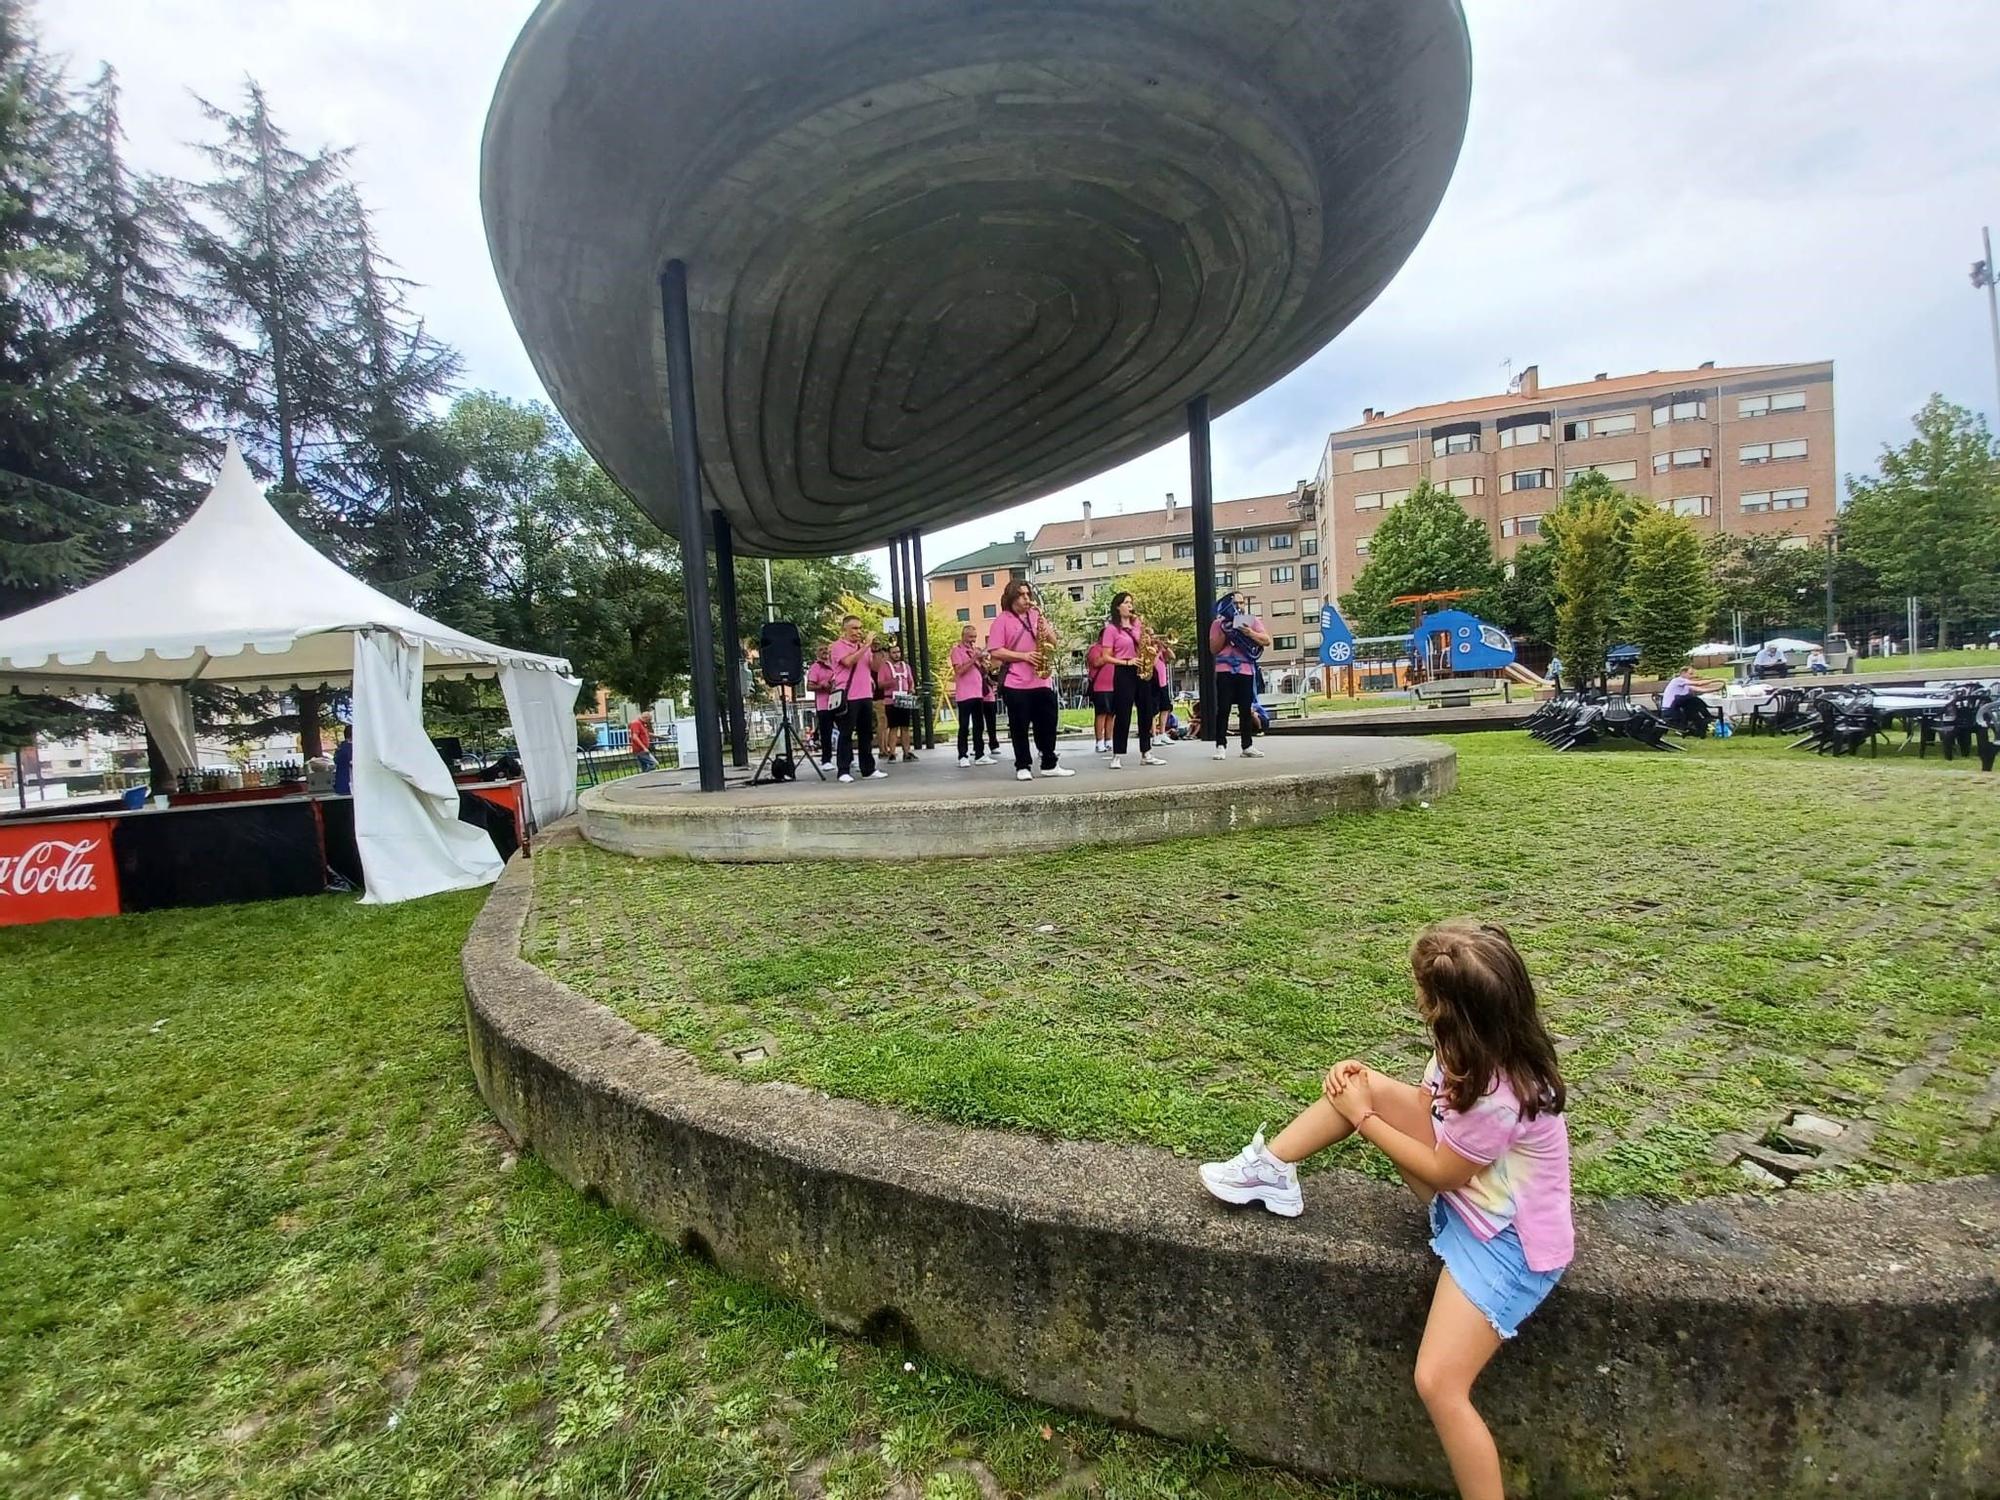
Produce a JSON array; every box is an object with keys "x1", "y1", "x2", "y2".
[{"x1": 481, "y1": 0, "x2": 1471, "y2": 555}]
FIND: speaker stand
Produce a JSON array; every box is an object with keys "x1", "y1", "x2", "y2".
[{"x1": 751, "y1": 686, "x2": 824, "y2": 786}]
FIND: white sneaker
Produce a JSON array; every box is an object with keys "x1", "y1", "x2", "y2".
[
  {"x1": 1016, "y1": 768, "x2": 1033, "y2": 781},
  {"x1": 1142, "y1": 752, "x2": 1166, "y2": 766},
  {"x1": 838, "y1": 773, "x2": 854, "y2": 784},
  {"x1": 959, "y1": 756, "x2": 972, "y2": 767},
  {"x1": 866, "y1": 769, "x2": 889, "y2": 779},
  {"x1": 975, "y1": 754, "x2": 994, "y2": 765},
  {"x1": 1095, "y1": 740, "x2": 1110, "y2": 754},
  {"x1": 1108, "y1": 756, "x2": 1122, "y2": 769},
  {"x1": 1041, "y1": 765, "x2": 1076, "y2": 777},
  {"x1": 1211, "y1": 748, "x2": 1228, "y2": 761},
  {"x1": 1198, "y1": 1130, "x2": 1303, "y2": 1217},
  {"x1": 1242, "y1": 745, "x2": 1266, "y2": 758}
]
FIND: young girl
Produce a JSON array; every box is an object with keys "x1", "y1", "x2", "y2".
[{"x1": 1199, "y1": 921, "x2": 1572, "y2": 1500}]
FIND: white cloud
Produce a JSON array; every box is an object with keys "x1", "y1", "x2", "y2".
[{"x1": 44, "y1": 0, "x2": 2000, "y2": 588}]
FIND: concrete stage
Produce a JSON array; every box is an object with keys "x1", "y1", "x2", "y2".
[{"x1": 577, "y1": 734, "x2": 1454, "y2": 862}]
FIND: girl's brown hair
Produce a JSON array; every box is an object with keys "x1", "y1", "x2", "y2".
[{"x1": 1411, "y1": 920, "x2": 1566, "y2": 1119}]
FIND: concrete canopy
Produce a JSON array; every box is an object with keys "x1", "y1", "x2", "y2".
[{"x1": 481, "y1": 0, "x2": 1471, "y2": 556}]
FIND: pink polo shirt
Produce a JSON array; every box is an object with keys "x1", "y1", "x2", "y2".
[
  {"x1": 988, "y1": 609, "x2": 1052, "y2": 691},
  {"x1": 1210, "y1": 616, "x2": 1264, "y2": 676},
  {"x1": 1153, "y1": 645, "x2": 1170, "y2": 688},
  {"x1": 1093, "y1": 622, "x2": 1142, "y2": 692},
  {"x1": 949, "y1": 644, "x2": 984, "y2": 701},
  {"x1": 806, "y1": 660, "x2": 836, "y2": 710},
  {"x1": 829, "y1": 638, "x2": 875, "y2": 699}
]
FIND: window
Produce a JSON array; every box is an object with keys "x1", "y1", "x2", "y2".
[
  {"x1": 1032, "y1": 557, "x2": 1055, "y2": 575},
  {"x1": 1215, "y1": 570, "x2": 1234, "y2": 588},
  {"x1": 1561, "y1": 460, "x2": 1638, "y2": 485},
  {"x1": 1269, "y1": 565, "x2": 1296, "y2": 584},
  {"x1": 1300, "y1": 535, "x2": 1319, "y2": 557},
  {"x1": 1303, "y1": 631, "x2": 1322, "y2": 650},
  {"x1": 1499, "y1": 422, "x2": 1550, "y2": 448},
  {"x1": 1237, "y1": 536, "x2": 1260, "y2": 555},
  {"x1": 1268, "y1": 533, "x2": 1294, "y2": 550},
  {"x1": 1172, "y1": 542, "x2": 1194, "y2": 559},
  {"x1": 954, "y1": 575, "x2": 969, "y2": 592},
  {"x1": 1068, "y1": 587, "x2": 1085, "y2": 601},
  {"x1": 1738, "y1": 390, "x2": 1807, "y2": 418},
  {"x1": 1500, "y1": 515, "x2": 1543, "y2": 538},
  {"x1": 1741, "y1": 488, "x2": 1808, "y2": 513},
  {"x1": 1144, "y1": 544, "x2": 1162, "y2": 561},
  {"x1": 956, "y1": 608, "x2": 970, "y2": 622},
  {"x1": 1652, "y1": 448, "x2": 1712, "y2": 473},
  {"x1": 1216, "y1": 537, "x2": 1233, "y2": 554},
  {"x1": 1659, "y1": 496, "x2": 1712, "y2": 517},
  {"x1": 1500, "y1": 469, "x2": 1554, "y2": 493},
  {"x1": 1271, "y1": 600, "x2": 1296, "y2": 617},
  {"x1": 1440, "y1": 476, "x2": 1484, "y2": 498},
  {"x1": 1301, "y1": 563, "x2": 1320, "y2": 590},
  {"x1": 1355, "y1": 488, "x2": 1410, "y2": 511},
  {"x1": 1009, "y1": 568, "x2": 1025, "y2": 582},
  {"x1": 980, "y1": 571, "x2": 995, "y2": 587},
  {"x1": 1741, "y1": 439, "x2": 1807, "y2": 464},
  {"x1": 1352, "y1": 443, "x2": 1410, "y2": 471},
  {"x1": 1563, "y1": 412, "x2": 1636, "y2": 441},
  {"x1": 1065, "y1": 553, "x2": 1082, "y2": 571},
  {"x1": 1302, "y1": 597, "x2": 1320, "y2": 616},
  {"x1": 1653, "y1": 398, "x2": 1708, "y2": 425},
  {"x1": 1433, "y1": 431, "x2": 1480, "y2": 457},
  {"x1": 1236, "y1": 568, "x2": 1262, "y2": 586},
  {"x1": 982, "y1": 603, "x2": 997, "y2": 618},
  {"x1": 1091, "y1": 551, "x2": 1108, "y2": 567},
  {"x1": 1272, "y1": 635, "x2": 1299, "y2": 651},
  {"x1": 1354, "y1": 537, "x2": 1371, "y2": 556},
  {"x1": 1116, "y1": 547, "x2": 1135, "y2": 564},
  {"x1": 1777, "y1": 535, "x2": 1811, "y2": 551}
]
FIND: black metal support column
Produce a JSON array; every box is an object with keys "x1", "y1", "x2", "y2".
[
  {"x1": 887, "y1": 536, "x2": 906, "y2": 662},
  {"x1": 1188, "y1": 393, "x2": 1218, "y2": 726},
  {"x1": 910, "y1": 529, "x2": 934, "y2": 748},
  {"x1": 661, "y1": 260, "x2": 724, "y2": 791},
  {"x1": 712, "y1": 509, "x2": 749, "y2": 767}
]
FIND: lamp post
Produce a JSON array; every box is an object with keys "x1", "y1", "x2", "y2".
[{"x1": 1972, "y1": 227, "x2": 2000, "y2": 428}]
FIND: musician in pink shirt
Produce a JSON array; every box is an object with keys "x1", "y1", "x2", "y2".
[
  {"x1": 949, "y1": 624, "x2": 994, "y2": 765},
  {"x1": 805, "y1": 644, "x2": 839, "y2": 768},
  {"x1": 1088, "y1": 632, "x2": 1117, "y2": 753},
  {"x1": 881, "y1": 640, "x2": 919, "y2": 763},
  {"x1": 828, "y1": 615, "x2": 886, "y2": 782},
  {"x1": 1095, "y1": 591, "x2": 1162, "y2": 769},
  {"x1": 1208, "y1": 590, "x2": 1272, "y2": 759},
  {"x1": 986, "y1": 580, "x2": 1074, "y2": 782}
]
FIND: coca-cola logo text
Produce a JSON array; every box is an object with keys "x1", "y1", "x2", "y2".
[{"x1": 0, "y1": 838, "x2": 103, "y2": 896}]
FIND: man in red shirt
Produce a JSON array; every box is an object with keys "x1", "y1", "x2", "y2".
[{"x1": 628, "y1": 710, "x2": 656, "y2": 772}]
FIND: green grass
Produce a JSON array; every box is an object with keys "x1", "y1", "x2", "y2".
[
  {"x1": 531, "y1": 735, "x2": 2000, "y2": 1200},
  {"x1": 1851, "y1": 647, "x2": 2000, "y2": 675},
  {"x1": 0, "y1": 893, "x2": 1414, "y2": 1498}
]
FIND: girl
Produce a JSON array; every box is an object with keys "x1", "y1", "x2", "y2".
[
  {"x1": 805, "y1": 644, "x2": 839, "y2": 768},
  {"x1": 1199, "y1": 921, "x2": 1572, "y2": 1500},
  {"x1": 1087, "y1": 634, "x2": 1116, "y2": 753},
  {"x1": 1095, "y1": 592, "x2": 1162, "y2": 769},
  {"x1": 986, "y1": 579, "x2": 1073, "y2": 781},
  {"x1": 949, "y1": 624, "x2": 994, "y2": 766},
  {"x1": 1208, "y1": 591, "x2": 1271, "y2": 759},
  {"x1": 882, "y1": 641, "x2": 919, "y2": 763}
]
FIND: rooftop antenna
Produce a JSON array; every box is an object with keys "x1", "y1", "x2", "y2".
[{"x1": 1501, "y1": 356, "x2": 1521, "y2": 395}]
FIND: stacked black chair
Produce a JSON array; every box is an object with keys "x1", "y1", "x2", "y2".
[{"x1": 1525, "y1": 652, "x2": 1682, "y2": 752}]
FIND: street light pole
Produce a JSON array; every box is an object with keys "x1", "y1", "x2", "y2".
[{"x1": 1973, "y1": 227, "x2": 2000, "y2": 427}]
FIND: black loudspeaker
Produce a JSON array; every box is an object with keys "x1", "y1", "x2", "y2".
[{"x1": 759, "y1": 620, "x2": 803, "y2": 687}]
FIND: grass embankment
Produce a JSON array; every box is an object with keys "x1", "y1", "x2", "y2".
[
  {"x1": 533, "y1": 736, "x2": 2000, "y2": 1199},
  {"x1": 0, "y1": 894, "x2": 1401, "y2": 1498}
]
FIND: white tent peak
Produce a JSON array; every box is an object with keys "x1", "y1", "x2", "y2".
[{"x1": 0, "y1": 441, "x2": 570, "y2": 690}]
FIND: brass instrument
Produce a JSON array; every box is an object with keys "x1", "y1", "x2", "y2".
[{"x1": 1031, "y1": 616, "x2": 1058, "y2": 679}]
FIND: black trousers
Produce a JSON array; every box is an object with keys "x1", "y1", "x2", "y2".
[
  {"x1": 1111, "y1": 665, "x2": 1152, "y2": 754},
  {"x1": 984, "y1": 698, "x2": 999, "y2": 750},
  {"x1": 815, "y1": 707, "x2": 838, "y2": 763},
  {"x1": 956, "y1": 696, "x2": 990, "y2": 759},
  {"x1": 1001, "y1": 684, "x2": 1059, "y2": 770},
  {"x1": 1215, "y1": 671, "x2": 1257, "y2": 748},
  {"x1": 836, "y1": 697, "x2": 875, "y2": 777}
]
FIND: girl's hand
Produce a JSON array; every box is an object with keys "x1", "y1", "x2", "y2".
[
  {"x1": 1331, "y1": 1068, "x2": 1375, "y2": 1124},
  {"x1": 1322, "y1": 1060, "x2": 1366, "y2": 1104}
]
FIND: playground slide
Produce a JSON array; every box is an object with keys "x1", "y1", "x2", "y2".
[{"x1": 1502, "y1": 662, "x2": 1547, "y2": 688}]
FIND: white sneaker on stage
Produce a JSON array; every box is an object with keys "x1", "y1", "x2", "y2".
[
  {"x1": 975, "y1": 755, "x2": 994, "y2": 765},
  {"x1": 1198, "y1": 1130, "x2": 1302, "y2": 1217},
  {"x1": 838, "y1": 773, "x2": 854, "y2": 783},
  {"x1": 1108, "y1": 756, "x2": 1122, "y2": 769},
  {"x1": 866, "y1": 769, "x2": 889, "y2": 779},
  {"x1": 1211, "y1": 748, "x2": 1228, "y2": 761},
  {"x1": 1142, "y1": 752, "x2": 1166, "y2": 766},
  {"x1": 1016, "y1": 768, "x2": 1034, "y2": 781},
  {"x1": 959, "y1": 756, "x2": 972, "y2": 767},
  {"x1": 1241, "y1": 746, "x2": 1266, "y2": 758},
  {"x1": 1041, "y1": 765, "x2": 1076, "y2": 777}
]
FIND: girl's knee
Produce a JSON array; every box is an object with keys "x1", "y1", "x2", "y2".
[{"x1": 1412, "y1": 1356, "x2": 1465, "y2": 1411}]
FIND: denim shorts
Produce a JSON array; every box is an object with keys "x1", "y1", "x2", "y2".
[{"x1": 1428, "y1": 1197, "x2": 1563, "y2": 1340}]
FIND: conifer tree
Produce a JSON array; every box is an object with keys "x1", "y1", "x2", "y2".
[{"x1": 1621, "y1": 508, "x2": 1716, "y2": 676}]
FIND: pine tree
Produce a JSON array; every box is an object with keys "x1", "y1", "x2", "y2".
[
  {"x1": 1621, "y1": 508, "x2": 1717, "y2": 676},
  {"x1": 177, "y1": 81, "x2": 350, "y2": 504},
  {"x1": 1552, "y1": 495, "x2": 1621, "y2": 684}
]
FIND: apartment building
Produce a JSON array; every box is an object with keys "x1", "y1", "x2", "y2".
[
  {"x1": 1314, "y1": 360, "x2": 1836, "y2": 596},
  {"x1": 925, "y1": 532, "x2": 1031, "y2": 627},
  {"x1": 1026, "y1": 491, "x2": 1325, "y2": 679}
]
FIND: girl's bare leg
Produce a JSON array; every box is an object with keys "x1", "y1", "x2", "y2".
[
  {"x1": 1267, "y1": 1069, "x2": 1431, "y2": 1165},
  {"x1": 1414, "y1": 1271, "x2": 1506, "y2": 1500}
]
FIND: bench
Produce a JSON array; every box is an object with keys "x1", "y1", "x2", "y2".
[
  {"x1": 1411, "y1": 676, "x2": 1509, "y2": 708},
  {"x1": 1260, "y1": 689, "x2": 1308, "y2": 719}
]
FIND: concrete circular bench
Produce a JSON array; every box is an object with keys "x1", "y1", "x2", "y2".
[{"x1": 464, "y1": 848, "x2": 2000, "y2": 1497}]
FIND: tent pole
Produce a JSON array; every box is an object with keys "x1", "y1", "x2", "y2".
[
  {"x1": 1189, "y1": 394, "x2": 1218, "y2": 729},
  {"x1": 661, "y1": 260, "x2": 725, "y2": 791},
  {"x1": 713, "y1": 509, "x2": 749, "y2": 767}
]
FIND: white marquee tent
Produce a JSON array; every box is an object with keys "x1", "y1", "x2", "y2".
[{"x1": 0, "y1": 445, "x2": 582, "y2": 904}]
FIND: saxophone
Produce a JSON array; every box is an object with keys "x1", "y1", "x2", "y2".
[{"x1": 1032, "y1": 616, "x2": 1059, "y2": 679}]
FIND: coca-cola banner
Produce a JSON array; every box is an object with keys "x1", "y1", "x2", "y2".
[{"x1": 0, "y1": 821, "x2": 122, "y2": 926}]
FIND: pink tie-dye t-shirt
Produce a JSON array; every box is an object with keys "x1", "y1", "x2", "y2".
[{"x1": 1423, "y1": 1054, "x2": 1574, "y2": 1272}]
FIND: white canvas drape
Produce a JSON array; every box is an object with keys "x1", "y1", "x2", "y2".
[
  {"x1": 132, "y1": 684, "x2": 199, "y2": 776},
  {"x1": 499, "y1": 665, "x2": 581, "y2": 830},
  {"x1": 352, "y1": 630, "x2": 504, "y2": 904}
]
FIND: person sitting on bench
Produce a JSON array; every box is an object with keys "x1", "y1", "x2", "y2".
[
  {"x1": 1750, "y1": 642, "x2": 1790, "y2": 680},
  {"x1": 1660, "y1": 667, "x2": 1723, "y2": 734}
]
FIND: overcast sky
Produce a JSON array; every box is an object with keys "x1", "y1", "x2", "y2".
[{"x1": 46, "y1": 1, "x2": 2000, "y2": 589}]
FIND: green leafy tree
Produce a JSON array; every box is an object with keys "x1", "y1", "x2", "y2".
[
  {"x1": 1703, "y1": 533, "x2": 1825, "y2": 638},
  {"x1": 1488, "y1": 540, "x2": 1557, "y2": 645},
  {"x1": 1552, "y1": 494, "x2": 1621, "y2": 681},
  {"x1": 742, "y1": 555, "x2": 876, "y2": 656},
  {"x1": 1114, "y1": 566, "x2": 1196, "y2": 663},
  {"x1": 1338, "y1": 480, "x2": 1500, "y2": 633},
  {"x1": 1841, "y1": 395, "x2": 2000, "y2": 647},
  {"x1": 564, "y1": 554, "x2": 686, "y2": 709},
  {"x1": 1621, "y1": 508, "x2": 1717, "y2": 675}
]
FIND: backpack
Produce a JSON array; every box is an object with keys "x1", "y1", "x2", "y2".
[{"x1": 1085, "y1": 642, "x2": 1108, "y2": 672}]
